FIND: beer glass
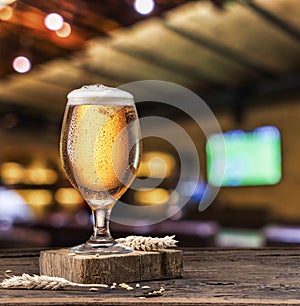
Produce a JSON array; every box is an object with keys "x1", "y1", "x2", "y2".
[{"x1": 60, "y1": 84, "x2": 142, "y2": 254}]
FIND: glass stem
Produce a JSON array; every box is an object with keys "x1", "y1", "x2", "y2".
[{"x1": 90, "y1": 203, "x2": 114, "y2": 245}]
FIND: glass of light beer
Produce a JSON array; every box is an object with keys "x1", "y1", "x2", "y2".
[{"x1": 60, "y1": 84, "x2": 142, "y2": 254}]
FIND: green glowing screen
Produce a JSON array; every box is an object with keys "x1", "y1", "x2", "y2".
[{"x1": 206, "y1": 126, "x2": 282, "y2": 187}]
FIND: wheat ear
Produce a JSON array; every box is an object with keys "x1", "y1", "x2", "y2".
[
  {"x1": 0, "y1": 273, "x2": 108, "y2": 290},
  {"x1": 116, "y1": 235, "x2": 178, "y2": 251}
]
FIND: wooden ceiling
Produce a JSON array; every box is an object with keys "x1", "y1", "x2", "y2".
[
  {"x1": 0, "y1": 0, "x2": 193, "y2": 78},
  {"x1": 1, "y1": 0, "x2": 300, "y2": 121}
]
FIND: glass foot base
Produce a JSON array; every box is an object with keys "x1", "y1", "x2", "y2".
[{"x1": 70, "y1": 241, "x2": 133, "y2": 255}]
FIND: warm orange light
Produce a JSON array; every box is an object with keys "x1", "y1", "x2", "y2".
[
  {"x1": 18, "y1": 190, "x2": 53, "y2": 207},
  {"x1": 56, "y1": 22, "x2": 71, "y2": 38},
  {"x1": 0, "y1": 6, "x2": 13, "y2": 21},
  {"x1": 55, "y1": 188, "x2": 82, "y2": 206},
  {"x1": 134, "y1": 188, "x2": 169, "y2": 205},
  {"x1": 1, "y1": 0, "x2": 16, "y2": 5},
  {"x1": 12, "y1": 56, "x2": 31, "y2": 73},
  {"x1": 28, "y1": 168, "x2": 57, "y2": 185},
  {"x1": 137, "y1": 151, "x2": 176, "y2": 178},
  {"x1": 1, "y1": 162, "x2": 24, "y2": 185},
  {"x1": 24, "y1": 161, "x2": 58, "y2": 185},
  {"x1": 44, "y1": 13, "x2": 64, "y2": 31}
]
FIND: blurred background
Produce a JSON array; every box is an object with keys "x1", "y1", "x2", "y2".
[{"x1": 0, "y1": 0, "x2": 300, "y2": 248}]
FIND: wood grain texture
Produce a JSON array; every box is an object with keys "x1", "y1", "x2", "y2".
[
  {"x1": 39, "y1": 248, "x2": 183, "y2": 284},
  {"x1": 2, "y1": 248, "x2": 300, "y2": 305}
]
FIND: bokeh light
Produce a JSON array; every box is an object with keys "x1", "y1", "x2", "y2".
[
  {"x1": 55, "y1": 188, "x2": 82, "y2": 206},
  {"x1": 0, "y1": 6, "x2": 13, "y2": 21},
  {"x1": 134, "y1": 0, "x2": 155, "y2": 15},
  {"x1": 1, "y1": 0, "x2": 16, "y2": 5},
  {"x1": 0, "y1": 0, "x2": 16, "y2": 10},
  {"x1": 12, "y1": 56, "x2": 31, "y2": 73},
  {"x1": 44, "y1": 13, "x2": 64, "y2": 31},
  {"x1": 1, "y1": 162, "x2": 24, "y2": 185},
  {"x1": 56, "y1": 22, "x2": 71, "y2": 38},
  {"x1": 134, "y1": 188, "x2": 169, "y2": 205}
]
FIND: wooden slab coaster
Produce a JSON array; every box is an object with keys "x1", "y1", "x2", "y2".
[{"x1": 39, "y1": 248, "x2": 183, "y2": 284}]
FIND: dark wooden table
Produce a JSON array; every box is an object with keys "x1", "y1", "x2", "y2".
[{"x1": 1, "y1": 248, "x2": 300, "y2": 305}]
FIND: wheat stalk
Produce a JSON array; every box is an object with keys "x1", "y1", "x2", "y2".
[
  {"x1": 0, "y1": 235, "x2": 178, "y2": 290},
  {"x1": 116, "y1": 235, "x2": 178, "y2": 251},
  {"x1": 0, "y1": 273, "x2": 108, "y2": 290}
]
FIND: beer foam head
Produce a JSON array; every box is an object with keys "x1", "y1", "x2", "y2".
[{"x1": 67, "y1": 84, "x2": 134, "y2": 105}]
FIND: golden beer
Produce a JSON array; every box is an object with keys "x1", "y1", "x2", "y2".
[
  {"x1": 60, "y1": 104, "x2": 141, "y2": 204},
  {"x1": 59, "y1": 84, "x2": 142, "y2": 254}
]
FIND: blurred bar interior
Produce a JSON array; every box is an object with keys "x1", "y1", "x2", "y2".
[{"x1": 1, "y1": 0, "x2": 300, "y2": 248}]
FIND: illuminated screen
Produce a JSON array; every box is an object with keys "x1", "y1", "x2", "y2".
[{"x1": 206, "y1": 126, "x2": 282, "y2": 187}]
